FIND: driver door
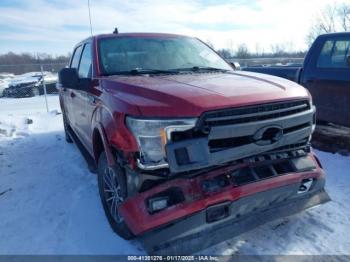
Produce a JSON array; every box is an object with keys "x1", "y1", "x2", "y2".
[
  {"x1": 62, "y1": 45, "x2": 83, "y2": 130},
  {"x1": 72, "y1": 42, "x2": 93, "y2": 151}
]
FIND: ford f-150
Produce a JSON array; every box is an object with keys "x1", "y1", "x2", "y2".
[{"x1": 58, "y1": 31, "x2": 330, "y2": 254}]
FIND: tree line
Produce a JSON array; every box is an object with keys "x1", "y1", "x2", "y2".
[
  {"x1": 214, "y1": 43, "x2": 307, "y2": 60},
  {"x1": 0, "y1": 52, "x2": 70, "y2": 74}
]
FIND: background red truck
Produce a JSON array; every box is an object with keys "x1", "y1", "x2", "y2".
[{"x1": 58, "y1": 31, "x2": 330, "y2": 254}]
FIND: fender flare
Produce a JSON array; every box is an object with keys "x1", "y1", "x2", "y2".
[{"x1": 93, "y1": 123, "x2": 116, "y2": 167}]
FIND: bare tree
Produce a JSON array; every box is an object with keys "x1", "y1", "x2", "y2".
[
  {"x1": 235, "y1": 44, "x2": 250, "y2": 59},
  {"x1": 270, "y1": 43, "x2": 286, "y2": 56},
  {"x1": 307, "y1": 2, "x2": 350, "y2": 46},
  {"x1": 254, "y1": 43, "x2": 265, "y2": 57},
  {"x1": 217, "y1": 49, "x2": 232, "y2": 59},
  {"x1": 338, "y1": 3, "x2": 350, "y2": 31}
]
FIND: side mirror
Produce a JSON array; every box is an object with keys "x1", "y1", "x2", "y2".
[
  {"x1": 230, "y1": 62, "x2": 241, "y2": 71},
  {"x1": 59, "y1": 68, "x2": 79, "y2": 89},
  {"x1": 346, "y1": 56, "x2": 350, "y2": 67}
]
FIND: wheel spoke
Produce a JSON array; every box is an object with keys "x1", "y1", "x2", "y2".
[
  {"x1": 106, "y1": 196, "x2": 114, "y2": 202},
  {"x1": 110, "y1": 196, "x2": 116, "y2": 215},
  {"x1": 103, "y1": 175, "x2": 114, "y2": 190},
  {"x1": 113, "y1": 197, "x2": 119, "y2": 221},
  {"x1": 103, "y1": 166, "x2": 124, "y2": 223}
]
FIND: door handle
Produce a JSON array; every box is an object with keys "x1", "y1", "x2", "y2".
[{"x1": 70, "y1": 92, "x2": 76, "y2": 98}]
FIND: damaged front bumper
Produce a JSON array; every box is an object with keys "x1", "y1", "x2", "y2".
[
  {"x1": 141, "y1": 185, "x2": 329, "y2": 255},
  {"x1": 120, "y1": 152, "x2": 330, "y2": 254}
]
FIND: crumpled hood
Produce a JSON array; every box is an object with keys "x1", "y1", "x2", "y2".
[{"x1": 102, "y1": 71, "x2": 310, "y2": 117}]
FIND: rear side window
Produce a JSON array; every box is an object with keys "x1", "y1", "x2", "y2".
[
  {"x1": 70, "y1": 45, "x2": 83, "y2": 69},
  {"x1": 78, "y1": 43, "x2": 92, "y2": 78},
  {"x1": 317, "y1": 39, "x2": 350, "y2": 68}
]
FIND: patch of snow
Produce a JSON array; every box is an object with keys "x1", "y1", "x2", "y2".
[
  {"x1": 0, "y1": 96, "x2": 143, "y2": 254},
  {"x1": 0, "y1": 73, "x2": 15, "y2": 79},
  {"x1": 0, "y1": 96, "x2": 349, "y2": 255}
]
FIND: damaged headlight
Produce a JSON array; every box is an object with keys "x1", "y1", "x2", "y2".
[{"x1": 126, "y1": 117, "x2": 197, "y2": 169}]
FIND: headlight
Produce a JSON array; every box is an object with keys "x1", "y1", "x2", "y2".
[{"x1": 126, "y1": 117, "x2": 197, "y2": 169}]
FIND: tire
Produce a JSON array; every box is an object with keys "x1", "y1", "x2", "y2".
[
  {"x1": 63, "y1": 113, "x2": 73, "y2": 143},
  {"x1": 97, "y1": 152, "x2": 134, "y2": 239}
]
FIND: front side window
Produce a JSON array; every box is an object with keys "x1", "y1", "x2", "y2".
[
  {"x1": 78, "y1": 43, "x2": 92, "y2": 78},
  {"x1": 317, "y1": 38, "x2": 350, "y2": 68},
  {"x1": 71, "y1": 45, "x2": 83, "y2": 69},
  {"x1": 98, "y1": 36, "x2": 232, "y2": 75}
]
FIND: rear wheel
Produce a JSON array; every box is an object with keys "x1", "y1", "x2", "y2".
[{"x1": 97, "y1": 152, "x2": 134, "y2": 239}]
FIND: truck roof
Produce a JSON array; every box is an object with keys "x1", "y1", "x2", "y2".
[
  {"x1": 319, "y1": 32, "x2": 350, "y2": 38},
  {"x1": 76, "y1": 32, "x2": 189, "y2": 47},
  {"x1": 96, "y1": 32, "x2": 187, "y2": 39}
]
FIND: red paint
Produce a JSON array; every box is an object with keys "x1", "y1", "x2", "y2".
[{"x1": 120, "y1": 155, "x2": 324, "y2": 235}]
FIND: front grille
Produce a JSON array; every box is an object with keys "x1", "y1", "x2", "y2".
[
  {"x1": 198, "y1": 100, "x2": 310, "y2": 129},
  {"x1": 270, "y1": 139, "x2": 309, "y2": 153},
  {"x1": 166, "y1": 99, "x2": 314, "y2": 173}
]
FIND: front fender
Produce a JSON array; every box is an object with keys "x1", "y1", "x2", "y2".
[{"x1": 91, "y1": 104, "x2": 138, "y2": 167}]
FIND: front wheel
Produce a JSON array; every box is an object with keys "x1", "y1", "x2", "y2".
[{"x1": 97, "y1": 152, "x2": 134, "y2": 239}]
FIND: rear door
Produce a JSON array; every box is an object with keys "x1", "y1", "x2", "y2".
[
  {"x1": 62, "y1": 45, "x2": 83, "y2": 128},
  {"x1": 305, "y1": 37, "x2": 350, "y2": 126}
]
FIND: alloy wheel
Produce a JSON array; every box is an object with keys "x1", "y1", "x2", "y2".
[{"x1": 103, "y1": 167, "x2": 124, "y2": 223}]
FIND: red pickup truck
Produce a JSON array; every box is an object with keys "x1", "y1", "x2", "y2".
[{"x1": 59, "y1": 32, "x2": 330, "y2": 254}]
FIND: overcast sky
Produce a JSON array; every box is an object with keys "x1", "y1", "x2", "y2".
[{"x1": 0, "y1": 0, "x2": 344, "y2": 55}]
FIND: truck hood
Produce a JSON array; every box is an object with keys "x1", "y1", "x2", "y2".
[{"x1": 103, "y1": 71, "x2": 309, "y2": 117}]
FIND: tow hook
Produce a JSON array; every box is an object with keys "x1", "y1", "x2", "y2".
[{"x1": 298, "y1": 178, "x2": 314, "y2": 194}]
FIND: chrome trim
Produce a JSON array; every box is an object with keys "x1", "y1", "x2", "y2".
[
  {"x1": 164, "y1": 124, "x2": 196, "y2": 142},
  {"x1": 137, "y1": 159, "x2": 169, "y2": 170}
]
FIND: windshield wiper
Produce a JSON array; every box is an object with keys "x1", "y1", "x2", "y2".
[
  {"x1": 104, "y1": 68, "x2": 179, "y2": 76},
  {"x1": 130, "y1": 68, "x2": 180, "y2": 75},
  {"x1": 172, "y1": 66, "x2": 231, "y2": 72},
  {"x1": 103, "y1": 67, "x2": 230, "y2": 76}
]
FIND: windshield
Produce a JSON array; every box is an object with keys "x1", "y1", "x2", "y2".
[{"x1": 98, "y1": 36, "x2": 233, "y2": 75}]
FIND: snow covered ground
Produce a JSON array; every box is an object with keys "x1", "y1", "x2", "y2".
[{"x1": 0, "y1": 96, "x2": 349, "y2": 255}]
